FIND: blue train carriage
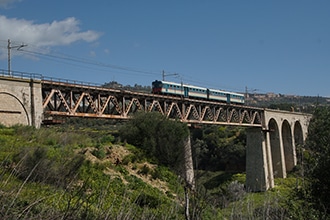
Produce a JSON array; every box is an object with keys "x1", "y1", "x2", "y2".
[
  {"x1": 208, "y1": 88, "x2": 228, "y2": 102},
  {"x1": 152, "y1": 80, "x2": 245, "y2": 104},
  {"x1": 228, "y1": 92, "x2": 245, "y2": 104},
  {"x1": 152, "y1": 80, "x2": 208, "y2": 98},
  {"x1": 197, "y1": 88, "x2": 245, "y2": 104},
  {"x1": 184, "y1": 84, "x2": 208, "y2": 99}
]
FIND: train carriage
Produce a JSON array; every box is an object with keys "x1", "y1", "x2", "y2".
[{"x1": 152, "y1": 80, "x2": 244, "y2": 104}]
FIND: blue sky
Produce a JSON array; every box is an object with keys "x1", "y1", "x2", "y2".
[{"x1": 0, "y1": 0, "x2": 329, "y2": 97}]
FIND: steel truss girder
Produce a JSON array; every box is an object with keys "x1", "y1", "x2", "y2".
[{"x1": 42, "y1": 81, "x2": 263, "y2": 126}]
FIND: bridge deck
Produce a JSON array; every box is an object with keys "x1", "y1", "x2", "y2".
[{"x1": 42, "y1": 80, "x2": 264, "y2": 127}]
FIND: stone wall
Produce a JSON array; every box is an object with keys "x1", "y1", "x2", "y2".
[{"x1": 0, "y1": 77, "x2": 43, "y2": 128}]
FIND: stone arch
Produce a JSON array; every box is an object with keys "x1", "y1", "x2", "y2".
[
  {"x1": 0, "y1": 92, "x2": 30, "y2": 126},
  {"x1": 268, "y1": 118, "x2": 283, "y2": 178},
  {"x1": 294, "y1": 121, "x2": 304, "y2": 146},
  {"x1": 282, "y1": 120, "x2": 294, "y2": 172},
  {"x1": 294, "y1": 121, "x2": 304, "y2": 165}
]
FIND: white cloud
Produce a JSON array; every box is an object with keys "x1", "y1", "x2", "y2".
[
  {"x1": 0, "y1": 15, "x2": 102, "y2": 60},
  {"x1": 0, "y1": 16, "x2": 101, "y2": 47}
]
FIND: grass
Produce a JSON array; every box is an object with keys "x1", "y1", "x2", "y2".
[
  {"x1": 0, "y1": 124, "x2": 316, "y2": 219},
  {"x1": 0, "y1": 125, "x2": 187, "y2": 219}
]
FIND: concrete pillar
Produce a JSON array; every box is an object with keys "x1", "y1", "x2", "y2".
[
  {"x1": 265, "y1": 131, "x2": 275, "y2": 188},
  {"x1": 184, "y1": 132, "x2": 195, "y2": 190},
  {"x1": 30, "y1": 79, "x2": 43, "y2": 128},
  {"x1": 246, "y1": 127, "x2": 271, "y2": 191},
  {"x1": 278, "y1": 129, "x2": 287, "y2": 178}
]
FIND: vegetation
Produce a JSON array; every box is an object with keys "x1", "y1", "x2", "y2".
[
  {"x1": 191, "y1": 126, "x2": 246, "y2": 172},
  {"x1": 119, "y1": 112, "x2": 189, "y2": 170},
  {"x1": 102, "y1": 80, "x2": 151, "y2": 93},
  {"x1": 298, "y1": 106, "x2": 330, "y2": 217},
  {"x1": 0, "y1": 107, "x2": 330, "y2": 219},
  {"x1": 247, "y1": 92, "x2": 330, "y2": 113},
  {"x1": 0, "y1": 123, "x2": 183, "y2": 219}
]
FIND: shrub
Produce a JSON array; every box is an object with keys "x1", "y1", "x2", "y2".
[
  {"x1": 100, "y1": 134, "x2": 115, "y2": 144},
  {"x1": 119, "y1": 112, "x2": 189, "y2": 168},
  {"x1": 13, "y1": 146, "x2": 84, "y2": 187},
  {"x1": 226, "y1": 180, "x2": 246, "y2": 202},
  {"x1": 138, "y1": 164, "x2": 151, "y2": 176},
  {"x1": 135, "y1": 192, "x2": 161, "y2": 209},
  {"x1": 122, "y1": 154, "x2": 137, "y2": 165},
  {"x1": 91, "y1": 145, "x2": 106, "y2": 159}
]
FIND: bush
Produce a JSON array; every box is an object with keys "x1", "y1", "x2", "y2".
[
  {"x1": 119, "y1": 112, "x2": 189, "y2": 169},
  {"x1": 91, "y1": 145, "x2": 106, "y2": 159},
  {"x1": 226, "y1": 180, "x2": 246, "y2": 202},
  {"x1": 13, "y1": 146, "x2": 84, "y2": 187},
  {"x1": 100, "y1": 134, "x2": 115, "y2": 144},
  {"x1": 138, "y1": 164, "x2": 151, "y2": 176},
  {"x1": 122, "y1": 153, "x2": 138, "y2": 165},
  {"x1": 135, "y1": 192, "x2": 161, "y2": 209}
]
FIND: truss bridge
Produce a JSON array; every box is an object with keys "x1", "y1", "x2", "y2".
[{"x1": 42, "y1": 80, "x2": 264, "y2": 127}]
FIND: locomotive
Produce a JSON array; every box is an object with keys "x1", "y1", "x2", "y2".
[{"x1": 152, "y1": 80, "x2": 245, "y2": 104}]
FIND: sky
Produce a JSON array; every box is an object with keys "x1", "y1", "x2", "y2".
[{"x1": 0, "y1": 0, "x2": 329, "y2": 97}]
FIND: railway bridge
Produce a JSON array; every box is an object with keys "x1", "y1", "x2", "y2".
[{"x1": 0, "y1": 73, "x2": 311, "y2": 191}]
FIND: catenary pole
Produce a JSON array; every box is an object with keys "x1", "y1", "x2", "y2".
[{"x1": 7, "y1": 39, "x2": 27, "y2": 75}]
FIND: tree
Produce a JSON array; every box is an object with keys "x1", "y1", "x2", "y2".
[
  {"x1": 119, "y1": 112, "x2": 189, "y2": 169},
  {"x1": 192, "y1": 126, "x2": 246, "y2": 171},
  {"x1": 304, "y1": 106, "x2": 330, "y2": 215}
]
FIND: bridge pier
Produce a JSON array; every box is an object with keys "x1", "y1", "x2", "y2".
[
  {"x1": 246, "y1": 127, "x2": 273, "y2": 191},
  {"x1": 183, "y1": 132, "x2": 195, "y2": 190}
]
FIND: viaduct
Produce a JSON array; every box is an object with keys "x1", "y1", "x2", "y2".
[{"x1": 0, "y1": 73, "x2": 311, "y2": 192}]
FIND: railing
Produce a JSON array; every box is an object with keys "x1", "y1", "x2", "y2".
[
  {"x1": 0, "y1": 69, "x2": 42, "y2": 80},
  {"x1": 42, "y1": 76, "x2": 102, "y2": 87},
  {"x1": 0, "y1": 69, "x2": 101, "y2": 87}
]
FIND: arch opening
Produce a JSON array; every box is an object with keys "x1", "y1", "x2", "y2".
[
  {"x1": 294, "y1": 121, "x2": 304, "y2": 165},
  {"x1": 282, "y1": 120, "x2": 294, "y2": 172},
  {"x1": 269, "y1": 118, "x2": 283, "y2": 178}
]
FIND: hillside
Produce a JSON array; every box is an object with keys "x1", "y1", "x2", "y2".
[
  {"x1": 0, "y1": 125, "x2": 186, "y2": 219},
  {"x1": 247, "y1": 93, "x2": 330, "y2": 112},
  {"x1": 0, "y1": 114, "x2": 327, "y2": 219}
]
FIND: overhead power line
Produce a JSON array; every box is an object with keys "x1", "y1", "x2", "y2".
[
  {"x1": 0, "y1": 39, "x2": 161, "y2": 78},
  {"x1": 18, "y1": 47, "x2": 160, "y2": 77}
]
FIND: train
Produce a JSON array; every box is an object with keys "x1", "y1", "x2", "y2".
[{"x1": 152, "y1": 80, "x2": 245, "y2": 104}]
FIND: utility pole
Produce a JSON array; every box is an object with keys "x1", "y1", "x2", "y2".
[
  {"x1": 162, "y1": 70, "x2": 179, "y2": 81},
  {"x1": 7, "y1": 39, "x2": 27, "y2": 75}
]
